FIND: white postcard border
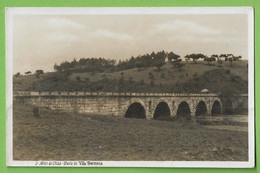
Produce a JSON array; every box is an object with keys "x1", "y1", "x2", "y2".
[{"x1": 6, "y1": 7, "x2": 255, "y2": 168}]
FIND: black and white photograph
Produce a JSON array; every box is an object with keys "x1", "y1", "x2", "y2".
[{"x1": 6, "y1": 7, "x2": 254, "y2": 167}]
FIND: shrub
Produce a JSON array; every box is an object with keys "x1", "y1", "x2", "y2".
[
  {"x1": 160, "y1": 73, "x2": 165, "y2": 79},
  {"x1": 139, "y1": 79, "x2": 144, "y2": 85},
  {"x1": 76, "y1": 76, "x2": 81, "y2": 81},
  {"x1": 128, "y1": 77, "x2": 133, "y2": 83},
  {"x1": 225, "y1": 70, "x2": 231, "y2": 74},
  {"x1": 149, "y1": 72, "x2": 155, "y2": 80},
  {"x1": 119, "y1": 77, "x2": 124, "y2": 84},
  {"x1": 32, "y1": 106, "x2": 39, "y2": 118}
]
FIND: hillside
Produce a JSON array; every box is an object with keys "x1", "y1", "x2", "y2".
[{"x1": 13, "y1": 60, "x2": 248, "y2": 93}]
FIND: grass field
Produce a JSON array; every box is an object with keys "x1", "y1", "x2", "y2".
[{"x1": 13, "y1": 103, "x2": 248, "y2": 161}]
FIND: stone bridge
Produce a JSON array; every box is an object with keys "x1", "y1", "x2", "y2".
[{"x1": 13, "y1": 91, "x2": 248, "y2": 119}]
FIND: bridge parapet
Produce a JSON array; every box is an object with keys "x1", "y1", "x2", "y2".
[{"x1": 13, "y1": 91, "x2": 229, "y2": 97}]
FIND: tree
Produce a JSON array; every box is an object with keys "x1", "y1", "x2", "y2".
[
  {"x1": 14, "y1": 72, "x2": 21, "y2": 77},
  {"x1": 167, "y1": 52, "x2": 180, "y2": 62},
  {"x1": 219, "y1": 54, "x2": 227, "y2": 60},
  {"x1": 54, "y1": 63, "x2": 61, "y2": 72},
  {"x1": 204, "y1": 55, "x2": 216, "y2": 65},
  {"x1": 59, "y1": 61, "x2": 71, "y2": 71},
  {"x1": 167, "y1": 52, "x2": 183, "y2": 71},
  {"x1": 71, "y1": 58, "x2": 77, "y2": 68},
  {"x1": 35, "y1": 70, "x2": 43, "y2": 79},
  {"x1": 211, "y1": 54, "x2": 219, "y2": 61},
  {"x1": 172, "y1": 59, "x2": 183, "y2": 71},
  {"x1": 233, "y1": 55, "x2": 242, "y2": 61},
  {"x1": 24, "y1": 71, "x2": 32, "y2": 75},
  {"x1": 154, "y1": 51, "x2": 167, "y2": 71},
  {"x1": 136, "y1": 61, "x2": 143, "y2": 72},
  {"x1": 35, "y1": 70, "x2": 44, "y2": 75},
  {"x1": 150, "y1": 51, "x2": 156, "y2": 59},
  {"x1": 219, "y1": 54, "x2": 227, "y2": 64},
  {"x1": 225, "y1": 54, "x2": 242, "y2": 68},
  {"x1": 225, "y1": 54, "x2": 234, "y2": 67},
  {"x1": 185, "y1": 53, "x2": 207, "y2": 64},
  {"x1": 185, "y1": 56, "x2": 190, "y2": 63}
]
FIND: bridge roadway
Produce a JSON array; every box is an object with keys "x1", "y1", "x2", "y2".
[{"x1": 13, "y1": 91, "x2": 248, "y2": 119}]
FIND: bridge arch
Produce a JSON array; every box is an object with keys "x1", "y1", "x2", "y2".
[
  {"x1": 195, "y1": 101, "x2": 208, "y2": 116},
  {"x1": 176, "y1": 101, "x2": 191, "y2": 118},
  {"x1": 211, "y1": 100, "x2": 221, "y2": 115},
  {"x1": 153, "y1": 102, "x2": 171, "y2": 120},
  {"x1": 151, "y1": 98, "x2": 173, "y2": 118},
  {"x1": 122, "y1": 99, "x2": 147, "y2": 119},
  {"x1": 125, "y1": 102, "x2": 146, "y2": 119}
]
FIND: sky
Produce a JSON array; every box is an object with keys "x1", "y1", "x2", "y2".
[{"x1": 13, "y1": 14, "x2": 248, "y2": 74}]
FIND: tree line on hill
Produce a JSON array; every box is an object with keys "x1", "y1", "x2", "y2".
[
  {"x1": 52, "y1": 51, "x2": 242, "y2": 73},
  {"x1": 14, "y1": 51, "x2": 242, "y2": 77}
]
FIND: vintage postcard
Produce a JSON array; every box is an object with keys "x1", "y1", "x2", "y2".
[{"x1": 6, "y1": 7, "x2": 254, "y2": 167}]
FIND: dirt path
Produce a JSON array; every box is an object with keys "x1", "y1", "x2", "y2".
[
  {"x1": 204, "y1": 125, "x2": 248, "y2": 132},
  {"x1": 197, "y1": 115, "x2": 248, "y2": 132}
]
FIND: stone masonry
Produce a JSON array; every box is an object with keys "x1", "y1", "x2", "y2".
[{"x1": 13, "y1": 91, "x2": 248, "y2": 119}]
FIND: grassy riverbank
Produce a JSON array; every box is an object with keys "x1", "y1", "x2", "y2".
[{"x1": 13, "y1": 103, "x2": 248, "y2": 161}]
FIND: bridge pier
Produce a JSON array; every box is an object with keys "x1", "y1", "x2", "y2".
[
  {"x1": 190, "y1": 111, "x2": 196, "y2": 117},
  {"x1": 146, "y1": 112, "x2": 154, "y2": 120}
]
